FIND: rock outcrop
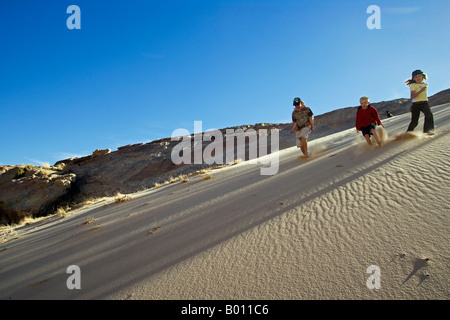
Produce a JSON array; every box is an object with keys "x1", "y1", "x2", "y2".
[{"x1": 0, "y1": 166, "x2": 76, "y2": 224}]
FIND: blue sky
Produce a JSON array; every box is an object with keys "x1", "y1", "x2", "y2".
[{"x1": 1, "y1": 0, "x2": 449, "y2": 165}]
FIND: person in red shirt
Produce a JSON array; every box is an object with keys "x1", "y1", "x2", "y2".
[{"x1": 355, "y1": 96, "x2": 384, "y2": 147}]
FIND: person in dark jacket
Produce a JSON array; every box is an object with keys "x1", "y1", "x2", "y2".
[{"x1": 355, "y1": 96, "x2": 384, "y2": 147}]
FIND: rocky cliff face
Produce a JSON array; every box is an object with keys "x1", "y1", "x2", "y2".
[
  {"x1": 55, "y1": 122, "x2": 287, "y2": 202},
  {"x1": 1, "y1": 89, "x2": 449, "y2": 224},
  {"x1": 0, "y1": 166, "x2": 76, "y2": 224}
]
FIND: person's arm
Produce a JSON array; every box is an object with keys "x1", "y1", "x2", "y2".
[
  {"x1": 373, "y1": 108, "x2": 383, "y2": 126},
  {"x1": 410, "y1": 86, "x2": 426, "y2": 100},
  {"x1": 309, "y1": 116, "x2": 314, "y2": 130},
  {"x1": 355, "y1": 111, "x2": 361, "y2": 132},
  {"x1": 290, "y1": 122, "x2": 298, "y2": 133},
  {"x1": 290, "y1": 111, "x2": 296, "y2": 133}
]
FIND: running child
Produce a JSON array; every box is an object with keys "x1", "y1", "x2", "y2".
[
  {"x1": 355, "y1": 96, "x2": 384, "y2": 147},
  {"x1": 405, "y1": 69, "x2": 434, "y2": 135}
]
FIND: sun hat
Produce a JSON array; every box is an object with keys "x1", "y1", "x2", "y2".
[
  {"x1": 412, "y1": 69, "x2": 426, "y2": 78},
  {"x1": 405, "y1": 69, "x2": 427, "y2": 86}
]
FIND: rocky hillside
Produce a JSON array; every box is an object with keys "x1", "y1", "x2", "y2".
[{"x1": 1, "y1": 89, "x2": 449, "y2": 224}]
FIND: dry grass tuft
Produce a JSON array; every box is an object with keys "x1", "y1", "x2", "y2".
[
  {"x1": 56, "y1": 207, "x2": 68, "y2": 218},
  {"x1": 0, "y1": 225, "x2": 18, "y2": 244},
  {"x1": 114, "y1": 193, "x2": 132, "y2": 203},
  {"x1": 202, "y1": 173, "x2": 213, "y2": 180},
  {"x1": 179, "y1": 175, "x2": 189, "y2": 183}
]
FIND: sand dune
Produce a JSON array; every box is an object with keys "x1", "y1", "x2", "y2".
[{"x1": 1, "y1": 103, "x2": 449, "y2": 300}]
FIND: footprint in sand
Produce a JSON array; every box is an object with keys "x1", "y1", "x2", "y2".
[
  {"x1": 28, "y1": 277, "x2": 52, "y2": 287},
  {"x1": 402, "y1": 257, "x2": 431, "y2": 285},
  {"x1": 389, "y1": 253, "x2": 431, "y2": 286},
  {"x1": 146, "y1": 226, "x2": 161, "y2": 236}
]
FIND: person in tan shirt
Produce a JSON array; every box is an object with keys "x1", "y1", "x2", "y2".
[{"x1": 290, "y1": 97, "x2": 314, "y2": 158}]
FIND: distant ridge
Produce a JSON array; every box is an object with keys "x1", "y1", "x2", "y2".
[{"x1": 1, "y1": 88, "x2": 449, "y2": 224}]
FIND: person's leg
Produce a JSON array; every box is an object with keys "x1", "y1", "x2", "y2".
[
  {"x1": 361, "y1": 125, "x2": 373, "y2": 145},
  {"x1": 370, "y1": 128, "x2": 382, "y2": 146},
  {"x1": 407, "y1": 103, "x2": 421, "y2": 132},
  {"x1": 297, "y1": 126, "x2": 311, "y2": 157},
  {"x1": 296, "y1": 130, "x2": 302, "y2": 148},
  {"x1": 421, "y1": 102, "x2": 435, "y2": 133},
  {"x1": 300, "y1": 137, "x2": 308, "y2": 157}
]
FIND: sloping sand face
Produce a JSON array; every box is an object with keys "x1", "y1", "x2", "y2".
[{"x1": 1, "y1": 104, "x2": 449, "y2": 300}]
